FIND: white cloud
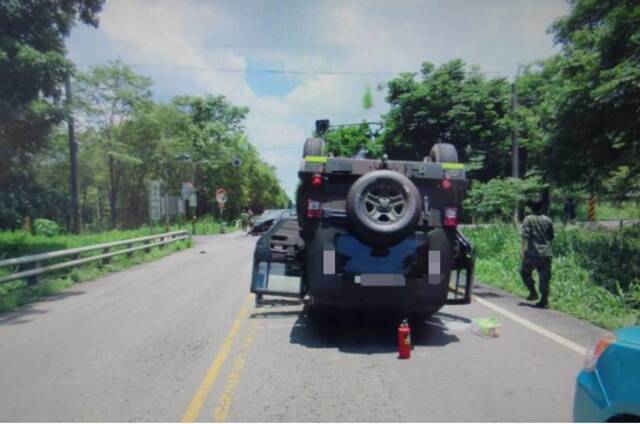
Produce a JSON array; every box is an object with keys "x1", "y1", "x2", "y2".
[{"x1": 70, "y1": 0, "x2": 569, "y2": 198}]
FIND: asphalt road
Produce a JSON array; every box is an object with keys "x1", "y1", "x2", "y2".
[{"x1": 0, "y1": 232, "x2": 611, "y2": 422}]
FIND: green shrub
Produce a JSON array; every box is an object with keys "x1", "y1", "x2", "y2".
[
  {"x1": 463, "y1": 176, "x2": 545, "y2": 223},
  {"x1": 0, "y1": 209, "x2": 22, "y2": 230},
  {"x1": 33, "y1": 219, "x2": 60, "y2": 237},
  {"x1": 554, "y1": 225, "x2": 640, "y2": 292},
  {"x1": 464, "y1": 224, "x2": 639, "y2": 329}
]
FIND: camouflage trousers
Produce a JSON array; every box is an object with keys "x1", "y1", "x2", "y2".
[{"x1": 520, "y1": 256, "x2": 552, "y2": 299}]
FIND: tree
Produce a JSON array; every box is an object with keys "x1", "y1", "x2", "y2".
[
  {"x1": 380, "y1": 60, "x2": 512, "y2": 181},
  {"x1": 0, "y1": 0, "x2": 104, "y2": 229},
  {"x1": 323, "y1": 123, "x2": 383, "y2": 158},
  {"x1": 545, "y1": 0, "x2": 640, "y2": 190},
  {"x1": 510, "y1": 58, "x2": 564, "y2": 179},
  {"x1": 74, "y1": 60, "x2": 152, "y2": 227},
  {"x1": 463, "y1": 176, "x2": 545, "y2": 223}
]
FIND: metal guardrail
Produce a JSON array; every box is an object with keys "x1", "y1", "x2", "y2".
[{"x1": 0, "y1": 230, "x2": 191, "y2": 285}]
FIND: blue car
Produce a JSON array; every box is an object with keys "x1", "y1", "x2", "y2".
[{"x1": 574, "y1": 326, "x2": 640, "y2": 422}]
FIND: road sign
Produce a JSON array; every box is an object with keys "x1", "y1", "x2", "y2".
[
  {"x1": 148, "y1": 180, "x2": 162, "y2": 222},
  {"x1": 216, "y1": 188, "x2": 228, "y2": 204},
  {"x1": 181, "y1": 182, "x2": 194, "y2": 200}
]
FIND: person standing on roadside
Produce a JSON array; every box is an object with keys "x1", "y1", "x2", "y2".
[
  {"x1": 520, "y1": 199, "x2": 554, "y2": 308},
  {"x1": 563, "y1": 197, "x2": 576, "y2": 224}
]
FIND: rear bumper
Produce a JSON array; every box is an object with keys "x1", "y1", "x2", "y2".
[{"x1": 306, "y1": 274, "x2": 450, "y2": 311}]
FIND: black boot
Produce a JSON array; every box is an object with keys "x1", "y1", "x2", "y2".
[
  {"x1": 535, "y1": 297, "x2": 549, "y2": 309},
  {"x1": 526, "y1": 288, "x2": 539, "y2": 301}
]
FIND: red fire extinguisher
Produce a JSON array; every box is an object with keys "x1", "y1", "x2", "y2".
[{"x1": 398, "y1": 319, "x2": 411, "y2": 359}]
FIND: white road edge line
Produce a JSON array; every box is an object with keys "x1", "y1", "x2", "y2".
[{"x1": 473, "y1": 295, "x2": 588, "y2": 356}]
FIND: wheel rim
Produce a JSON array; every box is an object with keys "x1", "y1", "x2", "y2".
[{"x1": 361, "y1": 181, "x2": 408, "y2": 225}]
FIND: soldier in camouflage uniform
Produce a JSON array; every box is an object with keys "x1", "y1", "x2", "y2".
[{"x1": 520, "y1": 199, "x2": 554, "y2": 308}]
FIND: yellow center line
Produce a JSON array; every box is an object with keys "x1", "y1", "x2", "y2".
[
  {"x1": 213, "y1": 319, "x2": 258, "y2": 422},
  {"x1": 181, "y1": 295, "x2": 252, "y2": 423}
]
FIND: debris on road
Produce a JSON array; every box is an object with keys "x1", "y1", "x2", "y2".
[{"x1": 471, "y1": 317, "x2": 502, "y2": 338}]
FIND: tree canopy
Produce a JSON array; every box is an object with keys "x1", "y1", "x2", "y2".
[
  {"x1": 542, "y1": 0, "x2": 640, "y2": 190},
  {"x1": 0, "y1": 0, "x2": 105, "y2": 183},
  {"x1": 380, "y1": 60, "x2": 512, "y2": 181}
]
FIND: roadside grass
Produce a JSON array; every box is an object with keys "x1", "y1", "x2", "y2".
[
  {"x1": 0, "y1": 226, "x2": 180, "y2": 259},
  {"x1": 576, "y1": 200, "x2": 640, "y2": 221},
  {"x1": 464, "y1": 224, "x2": 640, "y2": 330},
  {"x1": 184, "y1": 215, "x2": 240, "y2": 235},
  {"x1": 0, "y1": 213, "x2": 242, "y2": 313},
  {"x1": 0, "y1": 237, "x2": 192, "y2": 313},
  {"x1": 0, "y1": 215, "x2": 233, "y2": 260}
]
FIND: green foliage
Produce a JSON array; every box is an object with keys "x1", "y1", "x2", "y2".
[
  {"x1": 0, "y1": 209, "x2": 22, "y2": 230},
  {"x1": 602, "y1": 166, "x2": 640, "y2": 203},
  {"x1": 543, "y1": 0, "x2": 640, "y2": 189},
  {"x1": 380, "y1": 60, "x2": 512, "y2": 181},
  {"x1": 33, "y1": 218, "x2": 60, "y2": 237},
  {"x1": 0, "y1": 0, "x2": 105, "y2": 205},
  {"x1": 588, "y1": 201, "x2": 640, "y2": 221},
  {"x1": 323, "y1": 123, "x2": 383, "y2": 158},
  {"x1": 18, "y1": 65, "x2": 288, "y2": 231},
  {"x1": 465, "y1": 225, "x2": 639, "y2": 329},
  {"x1": 463, "y1": 176, "x2": 545, "y2": 222},
  {"x1": 73, "y1": 60, "x2": 153, "y2": 227},
  {"x1": 554, "y1": 225, "x2": 640, "y2": 292},
  {"x1": 0, "y1": 228, "x2": 157, "y2": 258}
]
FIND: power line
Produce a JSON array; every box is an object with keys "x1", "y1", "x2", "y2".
[{"x1": 73, "y1": 57, "x2": 520, "y2": 77}]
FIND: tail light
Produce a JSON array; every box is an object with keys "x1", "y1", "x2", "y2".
[
  {"x1": 583, "y1": 336, "x2": 616, "y2": 371},
  {"x1": 311, "y1": 174, "x2": 323, "y2": 187},
  {"x1": 443, "y1": 207, "x2": 458, "y2": 227},
  {"x1": 307, "y1": 199, "x2": 322, "y2": 218},
  {"x1": 441, "y1": 178, "x2": 452, "y2": 190}
]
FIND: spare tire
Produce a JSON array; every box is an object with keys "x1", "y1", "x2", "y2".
[
  {"x1": 346, "y1": 170, "x2": 422, "y2": 246},
  {"x1": 429, "y1": 143, "x2": 459, "y2": 163},
  {"x1": 302, "y1": 137, "x2": 325, "y2": 158}
]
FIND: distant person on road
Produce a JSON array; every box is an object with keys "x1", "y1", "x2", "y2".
[
  {"x1": 240, "y1": 208, "x2": 250, "y2": 232},
  {"x1": 520, "y1": 199, "x2": 554, "y2": 308},
  {"x1": 563, "y1": 197, "x2": 576, "y2": 224},
  {"x1": 247, "y1": 208, "x2": 255, "y2": 230}
]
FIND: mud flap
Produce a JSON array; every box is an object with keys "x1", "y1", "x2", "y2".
[
  {"x1": 250, "y1": 217, "x2": 305, "y2": 298},
  {"x1": 446, "y1": 229, "x2": 475, "y2": 305}
]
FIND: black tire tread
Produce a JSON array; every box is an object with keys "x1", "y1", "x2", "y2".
[
  {"x1": 430, "y1": 143, "x2": 459, "y2": 163},
  {"x1": 302, "y1": 137, "x2": 325, "y2": 158}
]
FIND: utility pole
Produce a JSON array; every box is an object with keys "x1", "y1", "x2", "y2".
[
  {"x1": 511, "y1": 73, "x2": 519, "y2": 179},
  {"x1": 512, "y1": 65, "x2": 521, "y2": 225},
  {"x1": 65, "y1": 74, "x2": 81, "y2": 234}
]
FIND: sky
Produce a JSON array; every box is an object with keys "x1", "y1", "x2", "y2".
[{"x1": 67, "y1": 0, "x2": 570, "y2": 200}]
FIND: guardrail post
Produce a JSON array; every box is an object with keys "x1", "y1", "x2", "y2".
[
  {"x1": 20, "y1": 261, "x2": 41, "y2": 285},
  {"x1": 144, "y1": 239, "x2": 151, "y2": 253},
  {"x1": 158, "y1": 236, "x2": 165, "y2": 249},
  {"x1": 102, "y1": 247, "x2": 111, "y2": 265},
  {"x1": 127, "y1": 242, "x2": 134, "y2": 258}
]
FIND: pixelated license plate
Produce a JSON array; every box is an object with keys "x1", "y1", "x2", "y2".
[{"x1": 359, "y1": 274, "x2": 406, "y2": 287}]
